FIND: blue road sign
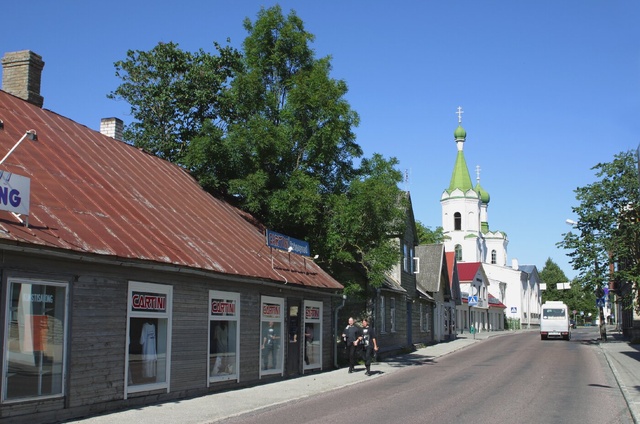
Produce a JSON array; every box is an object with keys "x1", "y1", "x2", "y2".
[
  {"x1": 468, "y1": 296, "x2": 478, "y2": 306},
  {"x1": 596, "y1": 298, "x2": 606, "y2": 308}
]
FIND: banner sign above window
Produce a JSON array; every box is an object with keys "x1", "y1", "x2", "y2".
[
  {"x1": 211, "y1": 298, "x2": 237, "y2": 317},
  {"x1": 131, "y1": 291, "x2": 167, "y2": 313},
  {"x1": 266, "y1": 229, "x2": 310, "y2": 256}
]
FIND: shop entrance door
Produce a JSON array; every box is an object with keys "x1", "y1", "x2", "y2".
[{"x1": 286, "y1": 300, "x2": 301, "y2": 376}]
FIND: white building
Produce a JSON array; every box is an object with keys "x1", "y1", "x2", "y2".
[{"x1": 441, "y1": 108, "x2": 541, "y2": 328}]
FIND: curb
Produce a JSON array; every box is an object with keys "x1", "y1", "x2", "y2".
[{"x1": 599, "y1": 343, "x2": 639, "y2": 424}]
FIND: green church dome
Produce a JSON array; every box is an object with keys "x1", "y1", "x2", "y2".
[
  {"x1": 475, "y1": 183, "x2": 490, "y2": 203},
  {"x1": 454, "y1": 124, "x2": 466, "y2": 140}
]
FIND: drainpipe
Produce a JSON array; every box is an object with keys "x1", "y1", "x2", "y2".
[{"x1": 334, "y1": 294, "x2": 347, "y2": 369}]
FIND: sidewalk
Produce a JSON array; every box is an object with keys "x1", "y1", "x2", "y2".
[
  {"x1": 599, "y1": 330, "x2": 640, "y2": 424},
  {"x1": 66, "y1": 328, "x2": 639, "y2": 424}
]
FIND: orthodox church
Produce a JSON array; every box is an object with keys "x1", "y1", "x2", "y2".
[
  {"x1": 440, "y1": 107, "x2": 508, "y2": 265},
  {"x1": 440, "y1": 108, "x2": 541, "y2": 331}
]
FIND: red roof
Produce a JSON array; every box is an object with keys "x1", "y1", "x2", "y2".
[
  {"x1": 445, "y1": 251, "x2": 455, "y2": 284},
  {"x1": 0, "y1": 90, "x2": 342, "y2": 289},
  {"x1": 488, "y1": 294, "x2": 506, "y2": 309},
  {"x1": 457, "y1": 262, "x2": 482, "y2": 282}
]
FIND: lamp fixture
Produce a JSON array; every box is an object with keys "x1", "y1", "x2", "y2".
[
  {"x1": 0, "y1": 119, "x2": 4, "y2": 130},
  {"x1": 26, "y1": 129, "x2": 37, "y2": 141},
  {"x1": 287, "y1": 246, "x2": 293, "y2": 253}
]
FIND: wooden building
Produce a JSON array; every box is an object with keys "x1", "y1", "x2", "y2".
[{"x1": 0, "y1": 50, "x2": 343, "y2": 423}]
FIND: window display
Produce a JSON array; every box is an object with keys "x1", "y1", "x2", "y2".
[
  {"x1": 260, "y1": 296, "x2": 283, "y2": 376},
  {"x1": 303, "y1": 301, "x2": 322, "y2": 370},
  {"x1": 126, "y1": 282, "x2": 172, "y2": 395},
  {"x1": 3, "y1": 280, "x2": 68, "y2": 401},
  {"x1": 209, "y1": 291, "x2": 239, "y2": 383}
]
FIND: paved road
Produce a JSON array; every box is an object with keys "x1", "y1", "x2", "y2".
[
  {"x1": 221, "y1": 330, "x2": 632, "y2": 424},
  {"x1": 66, "y1": 327, "x2": 639, "y2": 424}
]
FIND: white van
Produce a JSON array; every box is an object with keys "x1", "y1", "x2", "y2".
[{"x1": 540, "y1": 301, "x2": 571, "y2": 340}]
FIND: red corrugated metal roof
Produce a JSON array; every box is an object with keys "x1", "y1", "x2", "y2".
[{"x1": 0, "y1": 90, "x2": 342, "y2": 290}]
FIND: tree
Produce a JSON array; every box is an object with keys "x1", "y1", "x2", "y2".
[
  {"x1": 415, "y1": 220, "x2": 444, "y2": 245},
  {"x1": 539, "y1": 258, "x2": 569, "y2": 304},
  {"x1": 540, "y1": 258, "x2": 597, "y2": 323},
  {"x1": 109, "y1": 6, "x2": 406, "y2": 289},
  {"x1": 558, "y1": 150, "x2": 640, "y2": 316},
  {"x1": 222, "y1": 6, "x2": 362, "y2": 226},
  {"x1": 108, "y1": 41, "x2": 241, "y2": 163}
]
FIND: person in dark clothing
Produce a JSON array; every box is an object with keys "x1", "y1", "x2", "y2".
[
  {"x1": 360, "y1": 318, "x2": 378, "y2": 376},
  {"x1": 341, "y1": 317, "x2": 360, "y2": 373}
]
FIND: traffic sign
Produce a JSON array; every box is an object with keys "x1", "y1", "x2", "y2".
[
  {"x1": 468, "y1": 296, "x2": 478, "y2": 306},
  {"x1": 596, "y1": 298, "x2": 606, "y2": 308}
]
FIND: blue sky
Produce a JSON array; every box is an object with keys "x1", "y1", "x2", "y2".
[{"x1": 3, "y1": 1, "x2": 640, "y2": 280}]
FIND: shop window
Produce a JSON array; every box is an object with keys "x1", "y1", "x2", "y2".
[
  {"x1": 126, "y1": 281, "x2": 172, "y2": 396},
  {"x1": 303, "y1": 300, "x2": 322, "y2": 370},
  {"x1": 3, "y1": 279, "x2": 68, "y2": 401},
  {"x1": 209, "y1": 291, "x2": 239, "y2": 383},
  {"x1": 260, "y1": 296, "x2": 284, "y2": 376}
]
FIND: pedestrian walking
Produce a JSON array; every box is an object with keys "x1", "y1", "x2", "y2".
[
  {"x1": 341, "y1": 317, "x2": 360, "y2": 373},
  {"x1": 360, "y1": 318, "x2": 378, "y2": 376}
]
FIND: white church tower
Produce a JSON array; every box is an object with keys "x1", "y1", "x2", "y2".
[{"x1": 440, "y1": 107, "x2": 508, "y2": 266}]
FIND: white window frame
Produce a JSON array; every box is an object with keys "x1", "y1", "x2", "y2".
[
  {"x1": 2, "y1": 278, "x2": 69, "y2": 403},
  {"x1": 208, "y1": 290, "x2": 240, "y2": 384},
  {"x1": 125, "y1": 281, "x2": 173, "y2": 398}
]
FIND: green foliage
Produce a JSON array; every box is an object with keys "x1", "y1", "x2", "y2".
[
  {"x1": 110, "y1": 5, "x2": 407, "y2": 290},
  {"x1": 558, "y1": 150, "x2": 640, "y2": 313},
  {"x1": 415, "y1": 220, "x2": 444, "y2": 245},
  {"x1": 108, "y1": 41, "x2": 241, "y2": 163}
]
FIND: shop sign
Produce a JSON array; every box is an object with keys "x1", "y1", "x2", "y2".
[
  {"x1": 211, "y1": 299, "x2": 236, "y2": 316},
  {"x1": 131, "y1": 291, "x2": 166, "y2": 312},
  {"x1": 0, "y1": 171, "x2": 29, "y2": 216},
  {"x1": 266, "y1": 229, "x2": 310, "y2": 256},
  {"x1": 305, "y1": 306, "x2": 320, "y2": 321},
  {"x1": 262, "y1": 302, "x2": 281, "y2": 319}
]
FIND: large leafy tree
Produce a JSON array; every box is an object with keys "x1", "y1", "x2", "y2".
[
  {"x1": 558, "y1": 150, "x2": 640, "y2": 314},
  {"x1": 222, "y1": 6, "x2": 362, "y2": 226},
  {"x1": 109, "y1": 6, "x2": 405, "y2": 288}
]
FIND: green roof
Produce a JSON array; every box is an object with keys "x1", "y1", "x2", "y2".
[
  {"x1": 475, "y1": 182, "x2": 490, "y2": 203},
  {"x1": 454, "y1": 124, "x2": 466, "y2": 140},
  {"x1": 447, "y1": 150, "x2": 474, "y2": 193}
]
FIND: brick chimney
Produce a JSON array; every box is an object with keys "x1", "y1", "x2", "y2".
[
  {"x1": 100, "y1": 117, "x2": 124, "y2": 141},
  {"x1": 1, "y1": 50, "x2": 45, "y2": 108}
]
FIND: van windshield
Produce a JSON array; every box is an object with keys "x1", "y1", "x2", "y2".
[{"x1": 543, "y1": 308, "x2": 565, "y2": 318}]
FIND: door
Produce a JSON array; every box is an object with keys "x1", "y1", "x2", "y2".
[{"x1": 286, "y1": 300, "x2": 301, "y2": 376}]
